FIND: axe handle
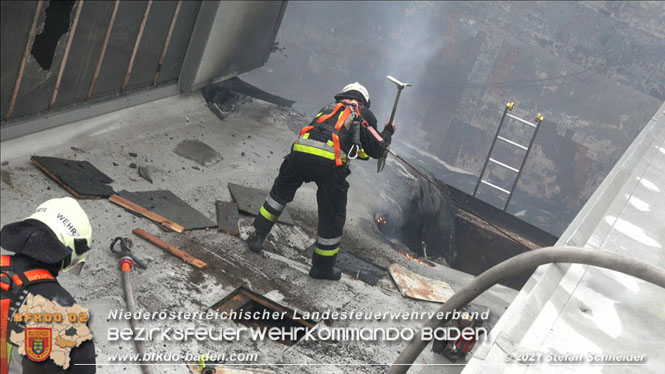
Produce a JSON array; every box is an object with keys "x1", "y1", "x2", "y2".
[
  {"x1": 379, "y1": 89, "x2": 402, "y2": 173},
  {"x1": 388, "y1": 88, "x2": 403, "y2": 124}
]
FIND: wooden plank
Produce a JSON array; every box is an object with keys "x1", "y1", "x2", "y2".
[
  {"x1": 50, "y1": 0, "x2": 84, "y2": 109},
  {"x1": 215, "y1": 200, "x2": 240, "y2": 236},
  {"x1": 88, "y1": 0, "x2": 120, "y2": 99},
  {"x1": 7, "y1": 1, "x2": 44, "y2": 119},
  {"x1": 110, "y1": 194, "x2": 184, "y2": 233},
  {"x1": 132, "y1": 228, "x2": 207, "y2": 269},
  {"x1": 122, "y1": 0, "x2": 153, "y2": 91},
  {"x1": 153, "y1": 0, "x2": 182, "y2": 86}
]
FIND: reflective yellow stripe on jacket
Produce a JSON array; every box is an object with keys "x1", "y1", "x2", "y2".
[{"x1": 293, "y1": 136, "x2": 347, "y2": 164}]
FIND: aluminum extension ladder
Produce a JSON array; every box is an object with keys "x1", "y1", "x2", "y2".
[{"x1": 472, "y1": 102, "x2": 544, "y2": 211}]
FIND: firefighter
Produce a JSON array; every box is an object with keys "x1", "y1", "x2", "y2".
[
  {"x1": 1, "y1": 197, "x2": 95, "y2": 374},
  {"x1": 248, "y1": 82, "x2": 395, "y2": 280}
]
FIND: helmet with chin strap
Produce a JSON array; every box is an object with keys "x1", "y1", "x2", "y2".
[{"x1": 27, "y1": 197, "x2": 92, "y2": 273}]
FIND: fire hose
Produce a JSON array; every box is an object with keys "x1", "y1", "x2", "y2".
[
  {"x1": 110, "y1": 237, "x2": 152, "y2": 374},
  {"x1": 388, "y1": 246, "x2": 665, "y2": 374}
]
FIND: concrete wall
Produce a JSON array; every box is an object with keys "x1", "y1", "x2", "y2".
[{"x1": 179, "y1": 1, "x2": 287, "y2": 91}]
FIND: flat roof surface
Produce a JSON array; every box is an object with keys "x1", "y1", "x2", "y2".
[
  {"x1": 1, "y1": 91, "x2": 516, "y2": 373},
  {"x1": 464, "y1": 101, "x2": 665, "y2": 373}
]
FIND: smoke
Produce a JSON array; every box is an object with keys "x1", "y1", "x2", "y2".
[
  {"x1": 367, "y1": 2, "x2": 445, "y2": 139},
  {"x1": 372, "y1": 163, "x2": 457, "y2": 264},
  {"x1": 238, "y1": 2, "x2": 461, "y2": 260},
  {"x1": 240, "y1": 1, "x2": 665, "y2": 237},
  {"x1": 241, "y1": 2, "x2": 446, "y2": 124}
]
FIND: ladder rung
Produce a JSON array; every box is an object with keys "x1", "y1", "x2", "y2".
[
  {"x1": 480, "y1": 180, "x2": 510, "y2": 194},
  {"x1": 506, "y1": 113, "x2": 537, "y2": 128},
  {"x1": 489, "y1": 158, "x2": 519, "y2": 173},
  {"x1": 497, "y1": 136, "x2": 528, "y2": 150}
]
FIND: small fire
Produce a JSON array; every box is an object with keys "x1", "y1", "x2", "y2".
[
  {"x1": 376, "y1": 216, "x2": 387, "y2": 224},
  {"x1": 398, "y1": 248, "x2": 434, "y2": 267}
]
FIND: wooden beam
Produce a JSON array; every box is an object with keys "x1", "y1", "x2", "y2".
[
  {"x1": 88, "y1": 0, "x2": 119, "y2": 99},
  {"x1": 122, "y1": 0, "x2": 153, "y2": 91},
  {"x1": 109, "y1": 194, "x2": 184, "y2": 233},
  {"x1": 132, "y1": 228, "x2": 207, "y2": 269},
  {"x1": 50, "y1": 0, "x2": 84, "y2": 109},
  {"x1": 7, "y1": 0, "x2": 44, "y2": 119},
  {"x1": 153, "y1": 0, "x2": 182, "y2": 86}
]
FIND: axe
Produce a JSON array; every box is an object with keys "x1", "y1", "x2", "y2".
[{"x1": 378, "y1": 75, "x2": 411, "y2": 172}]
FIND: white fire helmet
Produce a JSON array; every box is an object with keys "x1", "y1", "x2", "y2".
[
  {"x1": 342, "y1": 82, "x2": 370, "y2": 106},
  {"x1": 27, "y1": 197, "x2": 92, "y2": 273}
]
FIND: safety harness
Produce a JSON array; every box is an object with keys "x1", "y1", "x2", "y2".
[
  {"x1": 1, "y1": 255, "x2": 56, "y2": 374},
  {"x1": 295, "y1": 99, "x2": 384, "y2": 166}
]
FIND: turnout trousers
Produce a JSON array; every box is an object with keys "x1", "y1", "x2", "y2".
[{"x1": 253, "y1": 151, "x2": 351, "y2": 269}]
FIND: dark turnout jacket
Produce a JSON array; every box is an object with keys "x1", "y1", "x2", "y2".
[
  {"x1": 303, "y1": 90, "x2": 393, "y2": 161},
  {"x1": 1, "y1": 221, "x2": 96, "y2": 374}
]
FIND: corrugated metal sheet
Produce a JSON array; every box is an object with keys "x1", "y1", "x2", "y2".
[{"x1": 390, "y1": 264, "x2": 455, "y2": 303}]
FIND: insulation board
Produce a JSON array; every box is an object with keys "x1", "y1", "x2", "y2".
[
  {"x1": 31, "y1": 156, "x2": 114, "y2": 198},
  {"x1": 227, "y1": 183, "x2": 294, "y2": 225},
  {"x1": 117, "y1": 189, "x2": 216, "y2": 230}
]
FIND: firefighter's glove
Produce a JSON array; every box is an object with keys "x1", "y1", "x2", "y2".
[{"x1": 384, "y1": 121, "x2": 396, "y2": 135}]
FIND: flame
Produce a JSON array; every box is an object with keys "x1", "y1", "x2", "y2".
[
  {"x1": 398, "y1": 249, "x2": 434, "y2": 267},
  {"x1": 376, "y1": 217, "x2": 387, "y2": 224}
]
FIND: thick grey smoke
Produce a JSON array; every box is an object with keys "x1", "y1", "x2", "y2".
[{"x1": 242, "y1": 1, "x2": 665, "y2": 235}]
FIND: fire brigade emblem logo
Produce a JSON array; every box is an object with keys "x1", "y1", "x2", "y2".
[{"x1": 25, "y1": 328, "x2": 52, "y2": 362}]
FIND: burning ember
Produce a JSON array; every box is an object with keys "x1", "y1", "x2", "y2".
[
  {"x1": 375, "y1": 213, "x2": 436, "y2": 267},
  {"x1": 398, "y1": 248, "x2": 435, "y2": 268}
]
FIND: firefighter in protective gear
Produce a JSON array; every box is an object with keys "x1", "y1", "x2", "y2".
[
  {"x1": 248, "y1": 83, "x2": 395, "y2": 280},
  {"x1": 1, "y1": 197, "x2": 96, "y2": 374}
]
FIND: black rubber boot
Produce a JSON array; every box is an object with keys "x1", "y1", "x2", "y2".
[
  {"x1": 247, "y1": 231, "x2": 266, "y2": 253},
  {"x1": 249, "y1": 212, "x2": 276, "y2": 253},
  {"x1": 308, "y1": 252, "x2": 342, "y2": 280},
  {"x1": 309, "y1": 266, "x2": 342, "y2": 280}
]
